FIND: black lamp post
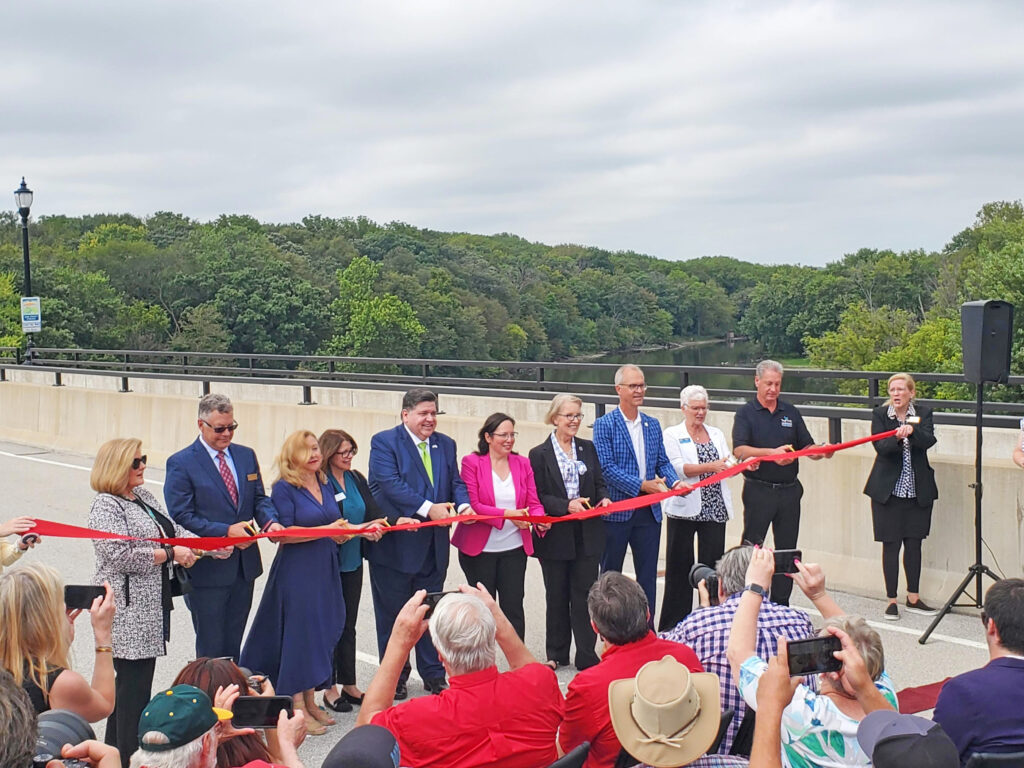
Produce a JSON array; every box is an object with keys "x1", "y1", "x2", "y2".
[{"x1": 14, "y1": 177, "x2": 35, "y2": 362}]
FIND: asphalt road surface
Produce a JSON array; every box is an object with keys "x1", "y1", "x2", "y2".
[{"x1": 0, "y1": 440, "x2": 990, "y2": 767}]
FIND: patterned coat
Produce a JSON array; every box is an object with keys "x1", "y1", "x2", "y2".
[{"x1": 89, "y1": 487, "x2": 196, "y2": 660}]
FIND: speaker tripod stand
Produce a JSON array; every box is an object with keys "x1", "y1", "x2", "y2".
[{"x1": 919, "y1": 382, "x2": 999, "y2": 644}]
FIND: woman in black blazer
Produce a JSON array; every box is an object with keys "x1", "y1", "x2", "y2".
[
  {"x1": 863, "y1": 373, "x2": 939, "y2": 621},
  {"x1": 529, "y1": 393, "x2": 611, "y2": 671}
]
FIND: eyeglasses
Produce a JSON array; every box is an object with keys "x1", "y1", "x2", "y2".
[
  {"x1": 132, "y1": 455, "x2": 148, "y2": 470},
  {"x1": 558, "y1": 413, "x2": 584, "y2": 422},
  {"x1": 337, "y1": 449, "x2": 357, "y2": 458},
  {"x1": 619, "y1": 383, "x2": 648, "y2": 392},
  {"x1": 492, "y1": 432, "x2": 518, "y2": 440},
  {"x1": 202, "y1": 420, "x2": 239, "y2": 434}
]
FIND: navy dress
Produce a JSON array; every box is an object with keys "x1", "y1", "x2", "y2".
[{"x1": 240, "y1": 479, "x2": 345, "y2": 695}]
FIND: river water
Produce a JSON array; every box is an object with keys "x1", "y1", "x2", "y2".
[{"x1": 552, "y1": 339, "x2": 821, "y2": 400}]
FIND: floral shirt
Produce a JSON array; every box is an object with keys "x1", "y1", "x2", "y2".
[{"x1": 738, "y1": 656, "x2": 898, "y2": 768}]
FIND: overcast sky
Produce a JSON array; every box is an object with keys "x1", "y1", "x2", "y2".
[{"x1": 5, "y1": 1, "x2": 1023, "y2": 265}]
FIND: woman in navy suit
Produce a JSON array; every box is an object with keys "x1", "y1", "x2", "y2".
[
  {"x1": 240, "y1": 430, "x2": 353, "y2": 735},
  {"x1": 528, "y1": 394, "x2": 611, "y2": 670},
  {"x1": 863, "y1": 373, "x2": 939, "y2": 621}
]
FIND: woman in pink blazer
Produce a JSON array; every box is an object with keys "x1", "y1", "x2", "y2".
[{"x1": 455, "y1": 412, "x2": 546, "y2": 639}]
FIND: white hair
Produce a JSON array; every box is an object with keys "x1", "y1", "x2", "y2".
[
  {"x1": 680, "y1": 385, "x2": 709, "y2": 409},
  {"x1": 614, "y1": 364, "x2": 644, "y2": 386},
  {"x1": 130, "y1": 729, "x2": 216, "y2": 768},
  {"x1": 428, "y1": 593, "x2": 496, "y2": 675},
  {"x1": 755, "y1": 360, "x2": 784, "y2": 379}
]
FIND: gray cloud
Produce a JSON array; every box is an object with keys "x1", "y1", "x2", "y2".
[{"x1": 4, "y1": 0, "x2": 1023, "y2": 264}]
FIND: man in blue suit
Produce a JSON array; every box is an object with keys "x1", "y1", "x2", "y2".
[
  {"x1": 164, "y1": 393, "x2": 282, "y2": 660},
  {"x1": 593, "y1": 365, "x2": 688, "y2": 618},
  {"x1": 366, "y1": 388, "x2": 472, "y2": 699}
]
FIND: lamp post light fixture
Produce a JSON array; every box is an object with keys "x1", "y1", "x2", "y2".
[{"x1": 14, "y1": 177, "x2": 35, "y2": 362}]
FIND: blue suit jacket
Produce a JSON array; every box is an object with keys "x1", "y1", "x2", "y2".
[
  {"x1": 164, "y1": 438, "x2": 278, "y2": 587},
  {"x1": 365, "y1": 425, "x2": 470, "y2": 576},
  {"x1": 592, "y1": 409, "x2": 679, "y2": 522}
]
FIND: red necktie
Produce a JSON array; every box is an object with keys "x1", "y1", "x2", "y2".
[{"x1": 217, "y1": 451, "x2": 239, "y2": 507}]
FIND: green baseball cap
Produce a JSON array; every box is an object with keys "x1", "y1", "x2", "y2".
[{"x1": 138, "y1": 685, "x2": 233, "y2": 751}]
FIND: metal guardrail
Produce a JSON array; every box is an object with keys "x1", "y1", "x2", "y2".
[{"x1": 0, "y1": 347, "x2": 1021, "y2": 440}]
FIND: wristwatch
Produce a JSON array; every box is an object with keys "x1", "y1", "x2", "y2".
[{"x1": 744, "y1": 583, "x2": 768, "y2": 598}]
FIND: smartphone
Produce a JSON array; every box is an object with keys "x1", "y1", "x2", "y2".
[
  {"x1": 231, "y1": 695, "x2": 293, "y2": 728},
  {"x1": 423, "y1": 590, "x2": 459, "y2": 619},
  {"x1": 773, "y1": 549, "x2": 802, "y2": 575},
  {"x1": 64, "y1": 585, "x2": 106, "y2": 610},
  {"x1": 787, "y1": 636, "x2": 842, "y2": 676}
]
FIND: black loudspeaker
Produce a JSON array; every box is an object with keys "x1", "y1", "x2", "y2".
[{"x1": 961, "y1": 300, "x2": 1014, "y2": 384}]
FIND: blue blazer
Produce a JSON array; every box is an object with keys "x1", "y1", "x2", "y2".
[
  {"x1": 365, "y1": 425, "x2": 470, "y2": 576},
  {"x1": 592, "y1": 409, "x2": 679, "y2": 522},
  {"x1": 164, "y1": 438, "x2": 278, "y2": 587}
]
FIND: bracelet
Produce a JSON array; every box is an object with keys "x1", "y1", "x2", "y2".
[
  {"x1": 163, "y1": 545, "x2": 175, "y2": 564},
  {"x1": 95, "y1": 646, "x2": 113, "y2": 654}
]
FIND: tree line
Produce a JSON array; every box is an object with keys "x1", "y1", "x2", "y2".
[{"x1": 0, "y1": 201, "x2": 1021, "y2": 392}]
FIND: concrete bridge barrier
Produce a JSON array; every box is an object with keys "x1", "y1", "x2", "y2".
[{"x1": 1, "y1": 369, "x2": 1020, "y2": 602}]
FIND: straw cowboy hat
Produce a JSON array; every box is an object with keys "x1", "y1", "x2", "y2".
[{"x1": 608, "y1": 656, "x2": 721, "y2": 768}]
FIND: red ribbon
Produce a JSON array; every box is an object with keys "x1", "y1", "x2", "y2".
[{"x1": 28, "y1": 429, "x2": 896, "y2": 549}]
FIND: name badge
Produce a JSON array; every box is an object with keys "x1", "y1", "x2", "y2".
[
  {"x1": 334, "y1": 491, "x2": 346, "y2": 502},
  {"x1": 907, "y1": 416, "x2": 921, "y2": 424},
  {"x1": 246, "y1": 473, "x2": 258, "y2": 481},
  {"x1": 679, "y1": 437, "x2": 692, "y2": 444},
  {"x1": 780, "y1": 416, "x2": 793, "y2": 428}
]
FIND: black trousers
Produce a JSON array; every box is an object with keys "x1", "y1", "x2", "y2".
[
  {"x1": 332, "y1": 565, "x2": 363, "y2": 686},
  {"x1": 458, "y1": 548, "x2": 527, "y2": 639},
  {"x1": 882, "y1": 538, "x2": 923, "y2": 598},
  {"x1": 539, "y1": 554, "x2": 601, "y2": 669},
  {"x1": 740, "y1": 479, "x2": 803, "y2": 606},
  {"x1": 105, "y1": 656, "x2": 156, "y2": 768},
  {"x1": 658, "y1": 518, "x2": 727, "y2": 632}
]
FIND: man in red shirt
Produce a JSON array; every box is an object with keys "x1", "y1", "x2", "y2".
[
  {"x1": 357, "y1": 583, "x2": 564, "y2": 768},
  {"x1": 560, "y1": 572, "x2": 704, "y2": 768}
]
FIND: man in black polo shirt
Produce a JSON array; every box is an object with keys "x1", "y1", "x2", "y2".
[{"x1": 732, "y1": 359, "x2": 830, "y2": 605}]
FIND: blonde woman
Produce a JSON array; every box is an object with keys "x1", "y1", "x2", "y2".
[
  {"x1": 240, "y1": 430, "x2": 352, "y2": 735},
  {"x1": 863, "y1": 373, "x2": 939, "y2": 620},
  {"x1": 0, "y1": 563, "x2": 115, "y2": 722},
  {"x1": 89, "y1": 437, "x2": 206, "y2": 767}
]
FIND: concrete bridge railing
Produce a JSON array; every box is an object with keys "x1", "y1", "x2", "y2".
[{"x1": 0, "y1": 368, "x2": 1020, "y2": 604}]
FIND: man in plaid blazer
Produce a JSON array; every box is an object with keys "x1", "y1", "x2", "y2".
[{"x1": 593, "y1": 364, "x2": 689, "y2": 617}]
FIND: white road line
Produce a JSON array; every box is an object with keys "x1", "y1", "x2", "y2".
[
  {"x1": 0, "y1": 449, "x2": 165, "y2": 485},
  {"x1": 800, "y1": 605, "x2": 987, "y2": 650}
]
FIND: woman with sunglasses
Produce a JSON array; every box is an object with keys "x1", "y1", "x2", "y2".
[
  {"x1": 88, "y1": 438, "x2": 222, "y2": 767},
  {"x1": 317, "y1": 428, "x2": 385, "y2": 714},
  {"x1": 528, "y1": 394, "x2": 611, "y2": 670},
  {"x1": 454, "y1": 412, "x2": 546, "y2": 640}
]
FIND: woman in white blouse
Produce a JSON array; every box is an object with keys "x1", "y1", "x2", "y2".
[{"x1": 659, "y1": 384, "x2": 734, "y2": 631}]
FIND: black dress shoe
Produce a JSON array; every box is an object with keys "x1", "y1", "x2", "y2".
[
  {"x1": 341, "y1": 690, "x2": 364, "y2": 706},
  {"x1": 423, "y1": 677, "x2": 448, "y2": 695},
  {"x1": 394, "y1": 680, "x2": 408, "y2": 700}
]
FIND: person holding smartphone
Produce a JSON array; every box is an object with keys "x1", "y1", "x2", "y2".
[
  {"x1": 0, "y1": 563, "x2": 115, "y2": 724},
  {"x1": 173, "y1": 657, "x2": 306, "y2": 767},
  {"x1": 726, "y1": 550, "x2": 896, "y2": 768},
  {"x1": 0, "y1": 516, "x2": 41, "y2": 573}
]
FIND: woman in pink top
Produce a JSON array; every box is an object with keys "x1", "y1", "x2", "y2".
[{"x1": 455, "y1": 412, "x2": 546, "y2": 639}]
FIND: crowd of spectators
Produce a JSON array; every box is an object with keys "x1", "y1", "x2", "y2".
[{"x1": 1, "y1": 368, "x2": 1022, "y2": 768}]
